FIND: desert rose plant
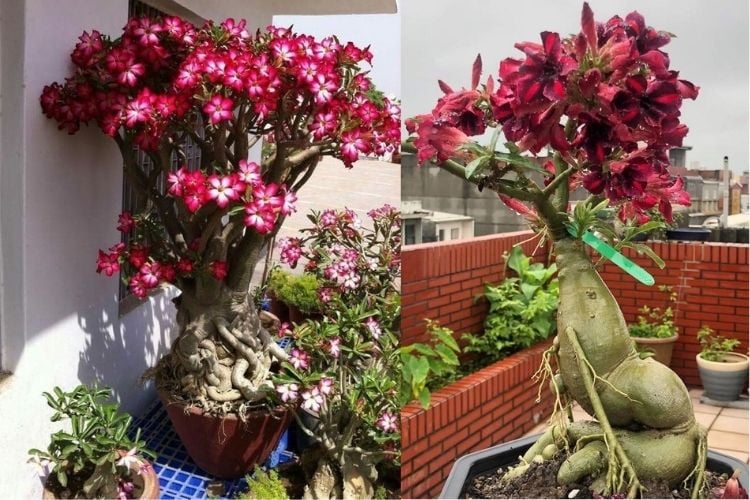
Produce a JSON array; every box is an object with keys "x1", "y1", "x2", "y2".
[
  {"x1": 41, "y1": 16, "x2": 400, "y2": 414},
  {"x1": 273, "y1": 206, "x2": 400, "y2": 499},
  {"x1": 406, "y1": 4, "x2": 706, "y2": 498}
]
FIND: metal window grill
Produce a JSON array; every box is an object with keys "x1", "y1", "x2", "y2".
[{"x1": 119, "y1": 0, "x2": 205, "y2": 302}]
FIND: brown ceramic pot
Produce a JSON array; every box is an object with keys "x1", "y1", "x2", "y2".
[
  {"x1": 42, "y1": 453, "x2": 159, "y2": 499},
  {"x1": 632, "y1": 334, "x2": 678, "y2": 366},
  {"x1": 158, "y1": 391, "x2": 292, "y2": 479}
]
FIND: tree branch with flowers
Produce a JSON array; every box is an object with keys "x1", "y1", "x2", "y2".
[
  {"x1": 272, "y1": 206, "x2": 400, "y2": 499},
  {"x1": 405, "y1": 4, "x2": 707, "y2": 498},
  {"x1": 41, "y1": 16, "x2": 400, "y2": 415}
]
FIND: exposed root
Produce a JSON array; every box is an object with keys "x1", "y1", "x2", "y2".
[
  {"x1": 686, "y1": 427, "x2": 708, "y2": 499},
  {"x1": 564, "y1": 326, "x2": 643, "y2": 498}
]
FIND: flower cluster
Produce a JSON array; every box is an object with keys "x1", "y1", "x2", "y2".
[
  {"x1": 40, "y1": 18, "x2": 400, "y2": 166},
  {"x1": 272, "y1": 205, "x2": 401, "y2": 464},
  {"x1": 407, "y1": 3, "x2": 697, "y2": 222},
  {"x1": 277, "y1": 204, "x2": 400, "y2": 301}
]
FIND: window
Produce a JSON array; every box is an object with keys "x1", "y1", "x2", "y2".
[
  {"x1": 404, "y1": 222, "x2": 416, "y2": 245},
  {"x1": 119, "y1": 1, "x2": 204, "y2": 307},
  {"x1": 450, "y1": 228, "x2": 460, "y2": 240},
  {"x1": 438, "y1": 229, "x2": 445, "y2": 241}
]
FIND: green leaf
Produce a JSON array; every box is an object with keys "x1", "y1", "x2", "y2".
[
  {"x1": 57, "y1": 470, "x2": 68, "y2": 488},
  {"x1": 418, "y1": 387, "x2": 431, "y2": 409},
  {"x1": 434, "y1": 344, "x2": 459, "y2": 366},
  {"x1": 464, "y1": 156, "x2": 489, "y2": 180},
  {"x1": 493, "y1": 151, "x2": 551, "y2": 176},
  {"x1": 434, "y1": 329, "x2": 460, "y2": 352},
  {"x1": 634, "y1": 243, "x2": 666, "y2": 269},
  {"x1": 506, "y1": 246, "x2": 529, "y2": 276}
]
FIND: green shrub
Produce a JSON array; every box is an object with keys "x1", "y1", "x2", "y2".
[
  {"x1": 400, "y1": 320, "x2": 461, "y2": 408},
  {"x1": 463, "y1": 246, "x2": 558, "y2": 360},
  {"x1": 698, "y1": 325, "x2": 741, "y2": 362},
  {"x1": 266, "y1": 268, "x2": 321, "y2": 313},
  {"x1": 238, "y1": 467, "x2": 289, "y2": 500},
  {"x1": 628, "y1": 285, "x2": 678, "y2": 339}
]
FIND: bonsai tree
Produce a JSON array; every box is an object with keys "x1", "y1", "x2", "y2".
[
  {"x1": 405, "y1": 4, "x2": 705, "y2": 498},
  {"x1": 41, "y1": 17, "x2": 399, "y2": 414},
  {"x1": 274, "y1": 206, "x2": 400, "y2": 499}
]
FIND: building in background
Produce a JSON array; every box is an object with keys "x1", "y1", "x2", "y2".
[{"x1": 402, "y1": 200, "x2": 474, "y2": 245}]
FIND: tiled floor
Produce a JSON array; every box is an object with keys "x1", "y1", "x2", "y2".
[{"x1": 525, "y1": 388, "x2": 749, "y2": 463}]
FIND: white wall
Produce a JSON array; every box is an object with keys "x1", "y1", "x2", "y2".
[{"x1": 0, "y1": 1, "x2": 177, "y2": 497}]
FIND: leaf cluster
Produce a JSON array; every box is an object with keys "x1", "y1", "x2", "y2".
[
  {"x1": 266, "y1": 268, "x2": 322, "y2": 313},
  {"x1": 628, "y1": 285, "x2": 678, "y2": 339},
  {"x1": 28, "y1": 385, "x2": 153, "y2": 497},
  {"x1": 463, "y1": 246, "x2": 558, "y2": 360},
  {"x1": 238, "y1": 467, "x2": 289, "y2": 500},
  {"x1": 697, "y1": 325, "x2": 741, "y2": 362},
  {"x1": 399, "y1": 320, "x2": 461, "y2": 409}
]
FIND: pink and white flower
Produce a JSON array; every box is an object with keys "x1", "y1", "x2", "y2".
[
  {"x1": 203, "y1": 95, "x2": 234, "y2": 125},
  {"x1": 207, "y1": 175, "x2": 240, "y2": 208},
  {"x1": 289, "y1": 348, "x2": 310, "y2": 370},
  {"x1": 301, "y1": 387, "x2": 324, "y2": 412},
  {"x1": 376, "y1": 410, "x2": 398, "y2": 433},
  {"x1": 276, "y1": 383, "x2": 299, "y2": 403},
  {"x1": 327, "y1": 337, "x2": 341, "y2": 358},
  {"x1": 364, "y1": 317, "x2": 381, "y2": 339},
  {"x1": 318, "y1": 377, "x2": 334, "y2": 395}
]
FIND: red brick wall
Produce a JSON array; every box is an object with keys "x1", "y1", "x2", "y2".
[
  {"x1": 400, "y1": 341, "x2": 555, "y2": 499},
  {"x1": 598, "y1": 240, "x2": 749, "y2": 387},
  {"x1": 401, "y1": 233, "x2": 749, "y2": 386}
]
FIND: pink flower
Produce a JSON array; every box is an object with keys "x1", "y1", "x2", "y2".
[
  {"x1": 278, "y1": 322, "x2": 292, "y2": 338},
  {"x1": 167, "y1": 167, "x2": 188, "y2": 197},
  {"x1": 318, "y1": 377, "x2": 334, "y2": 395},
  {"x1": 289, "y1": 348, "x2": 310, "y2": 370},
  {"x1": 209, "y1": 261, "x2": 228, "y2": 280},
  {"x1": 96, "y1": 250, "x2": 120, "y2": 277},
  {"x1": 207, "y1": 175, "x2": 240, "y2": 208},
  {"x1": 128, "y1": 246, "x2": 149, "y2": 268},
  {"x1": 364, "y1": 317, "x2": 381, "y2": 339},
  {"x1": 237, "y1": 160, "x2": 261, "y2": 187},
  {"x1": 203, "y1": 95, "x2": 234, "y2": 125},
  {"x1": 376, "y1": 410, "x2": 398, "y2": 433},
  {"x1": 278, "y1": 237, "x2": 302, "y2": 267},
  {"x1": 128, "y1": 275, "x2": 149, "y2": 298},
  {"x1": 139, "y1": 262, "x2": 162, "y2": 287},
  {"x1": 176, "y1": 258, "x2": 194, "y2": 275},
  {"x1": 276, "y1": 383, "x2": 299, "y2": 403},
  {"x1": 280, "y1": 190, "x2": 297, "y2": 216},
  {"x1": 327, "y1": 337, "x2": 341, "y2": 358},
  {"x1": 117, "y1": 212, "x2": 135, "y2": 232},
  {"x1": 244, "y1": 202, "x2": 276, "y2": 233},
  {"x1": 318, "y1": 288, "x2": 334, "y2": 304},
  {"x1": 301, "y1": 387, "x2": 324, "y2": 413}
]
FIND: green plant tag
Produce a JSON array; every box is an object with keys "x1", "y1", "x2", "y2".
[{"x1": 573, "y1": 229, "x2": 655, "y2": 286}]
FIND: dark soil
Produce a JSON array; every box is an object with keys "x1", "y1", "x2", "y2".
[{"x1": 465, "y1": 452, "x2": 732, "y2": 499}]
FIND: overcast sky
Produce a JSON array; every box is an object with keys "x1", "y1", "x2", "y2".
[
  {"x1": 402, "y1": 0, "x2": 749, "y2": 173},
  {"x1": 275, "y1": 13, "x2": 401, "y2": 99}
]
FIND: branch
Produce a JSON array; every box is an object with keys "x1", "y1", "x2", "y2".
[{"x1": 542, "y1": 165, "x2": 575, "y2": 198}]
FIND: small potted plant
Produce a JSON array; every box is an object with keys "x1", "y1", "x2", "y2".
[
  {"x1": 266, "y1": 268, "x2": 323, "y2": 324},
  {"x1": 628, "y1": 285, "x2": 679, "y2": 365},
  {"x1": 274, "y1": 205, "x2": 401, "y2": 499},
  {"x1": 28, "y1": 385, "x2": 158, "y2": 499},
  {"x1": 696, "y1": 325, "x2": 749, "y2": 402}
]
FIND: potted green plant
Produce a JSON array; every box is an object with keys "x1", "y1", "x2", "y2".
[
  {"x1": 41, "y1": 15, "x2": 399, "y2": 478},
  {"x1": 28, "y1": 385, "x2": 158, "y2": 500},
  {"x1": 266, "y1": 269, "x2": 323, "y2": 324},
  {"x1": 274, "y1": 206, "x2": 401, "y2": 499},
  {"x1": 628, "y1": 285, "x2": 679, "y2": 365},
  {"x1": 403, "y1": 2, "x2": 737, "y2": 496},
  {"x1": 696, "y1": 325, "x2": 749, "y2": 402}
]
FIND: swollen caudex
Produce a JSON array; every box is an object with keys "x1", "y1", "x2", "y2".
[{"x1": 504, "y1": 238, "x2": 706, "y2": 496}]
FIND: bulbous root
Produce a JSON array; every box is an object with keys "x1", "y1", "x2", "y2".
[{"x1": 507, "y1": 325, "x2": 708, "y2": 499}]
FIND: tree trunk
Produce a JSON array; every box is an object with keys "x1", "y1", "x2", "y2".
[{"x1": 155, "y1": 273, "x2": 287, "y2": 414}]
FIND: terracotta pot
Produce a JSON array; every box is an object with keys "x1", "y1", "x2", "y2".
[
  {"x1": 158, "y1": 391, "x2": 292, "y2": 479},
  {"x1": 42, "y1": 454, "x2": 159, "y2": 499},
  {"x1": 632, "y1": 334, "x2": 678, "y2": 366},
  {"x1": 267, "y1": 293, "x2": 290, "y2": 323}
]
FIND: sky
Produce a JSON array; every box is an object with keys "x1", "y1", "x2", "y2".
[
  {"x1": 274, "y1": 13, "x2": 401, "y2": 99},
  {"x1": 402, "y1": 0, "x2": 750, "y2": 173}
]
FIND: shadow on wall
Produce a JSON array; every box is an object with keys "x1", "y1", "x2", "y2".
[{"x1": 77, "y1": 289, "x2": 177, "y2": 413}]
